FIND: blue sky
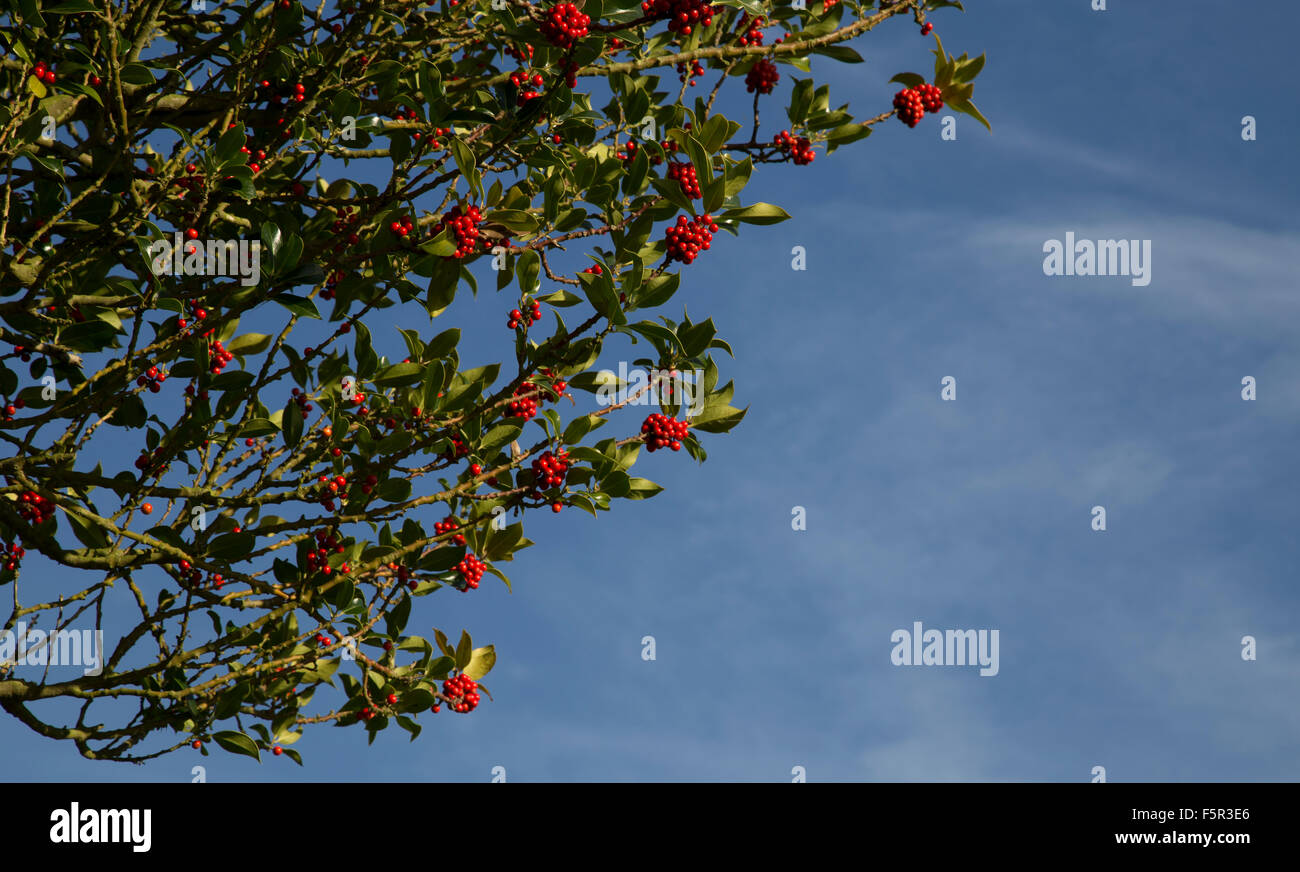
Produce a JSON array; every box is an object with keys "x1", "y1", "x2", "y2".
[{"x1": 4, "y1": 1, "x2": 1298, "y2": 782}]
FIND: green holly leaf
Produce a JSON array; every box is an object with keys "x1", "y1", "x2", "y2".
[
  {"x1": 463, "y1": 645, "x2": 496, "y2": 680},
  {"x1": 212, "y1": 730, "x2": 261, "y2": 761},
  {"x1": 720, "y1": 203, "x2": 791, "y2": 225}
]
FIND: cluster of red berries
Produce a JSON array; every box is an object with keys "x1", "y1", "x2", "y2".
[
  {"x1": 290, "y1": 387, "x2": 314, "y2": 420},
  {"x1": 616, "y1": 140, "x2": 643, "y2": 163},
  {"x1": 401, "y1": 406, "x2": 431, "y2": 432},
  {"x1": 389, "y1": 214, "x2": 417, "y2": 239},
  {"x1": 15, "y1": 490, "x2": 55, "y2": 525},
  {"x1": 509, "y1": 69, "x2": 545, "y2": 101},
  {"x1": 30, "y1": 62, "x2": 56, "y2": 86},
  {"x1": 737, "y1": 13, "x2": 766, "y2": 46},
  {"x1": 915, "y1": 82, "x2": 944, "y2": 112},
  {"x1": 304, "y1": 529, "x2": 345, "y2": 575},
  {"x1": 359, "y1": 473, "x2": 381, "y2": 495},
  {"x1": 330, "y1": 204, "x2": 362, "y2": 241},
  {"x1": 442, "y1": 433, "x2": 471, "y2": 461},
  {"x1": 892, "y1": 87, "x2": 924, "y2": 127},
  {"x1": 174, "y1": 559, "x2": 203, "y2": 587},
  {"x1": 389, "y1": 562, "x2": 415, "y2": 590},
  {"x1": 434, "y1": 517, "x2": 466, "y2": 546},
  {"x1": 172, "y1": 170, "x2": 206, "y2": 202},
  {"x1": 506, "y1": 43, "x2": 535, "y2": 64},
  {"x1": 432, "y1": 204, "x2": 484, "y2": 259},
  {"x1": 664, "y1": 213, "x2": 718, "y2": 264},
  {"x1": 508, "y1": 299, "x2": 542, "y2": 330},
  {"x1": 538, "y1": 366, "x2": 568, "y2": 397},
  {"x1": 921, "y1": 22, "x2": 934, "y2": 36},
  {"x1": 774, "y1": 130, "x2": 816, "y2": 165},
  {"x1": 540, "y1": 3, "x2": 590, "y2": 50},
  {"x1": 316, "y1": 474, "x2": 349, "y2": 511},
  {"x1": 642, "y1": 413, "x2": 690, "y2": 452},
  {"x1": 258, "y1": 78, "x2": 306, "y2": 106},
  {"x1": 234, "y1": 137, "x2": 272, "y2": 173},
  {"x1": 456, "y1": 554, "x2": 486, "y2": 591},
  {"x1": 531, "y1": 448, "x2": 570, "y2": 490},
  {"x1": 676, "y1": 59, "x2": 705, "y2": 85},
  {"x1": 2, "y1": 397, "x2": 25, "y2": 421},
  {"x1": 344, "y1": 383, "x2": 366, "y2": 409},
  {"x1": 642, "y1": 0, "x2": 716, "y2": 35},
  {"x1": 667, "y1": 161, "x2": 701, "y2": 199},
  {"x1": 417, "y1": 125, "x2": 451, "y2": 147},
  {"x1": 3, "y1": 543, "x2": 25, "y2": 572},
  {"x1": 893, "y1": 83, "x2": 942, "y2": 127},
  {"x1": 559, "y1": 56, "x2": 582, "y2": 89},
  {"x1": 441, "y1": 673, "x2": 481, "y2": 712},
  {"x1": 207, "y1": 337, "x2": 234, "y2": 375},
  {"x1": 135, "y1": 365, "x2": 167, "y2": 394},
  {"x1": 508, "y1": 382, "x2": 541, "y2": 421},
  {"x1": 746, "y1": 59, "x2": 779, "y2": 95},
  {"x1": 617, "y1": 134, "x2": 678, "y2": 166},
  {"x1": 134, "y1": 449, "x2": 167, "y2": 474}
]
